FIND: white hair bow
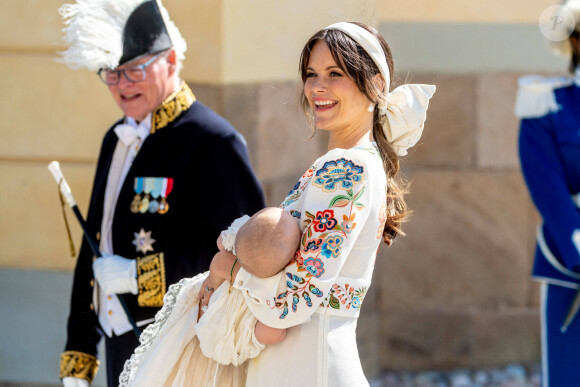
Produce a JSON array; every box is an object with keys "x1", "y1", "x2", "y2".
[
  {"x1": 378, "y1": 84, "x2": 436, "y2": 156},
  {"x1": 326, "y1": 22, "x2": 436, "y2": 156}
]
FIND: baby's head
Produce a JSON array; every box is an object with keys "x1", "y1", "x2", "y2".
[{"x1": 235, "y1": 207, "x2": 301, "y2": 278}]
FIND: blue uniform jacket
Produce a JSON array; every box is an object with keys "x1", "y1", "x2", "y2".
[{"x1": 518, "y1": 78, "x2": 580, "y2": 287}]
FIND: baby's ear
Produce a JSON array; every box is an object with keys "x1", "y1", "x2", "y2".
[{"x1": 217, "y1": 234, "x2": 225, "y2": 251}]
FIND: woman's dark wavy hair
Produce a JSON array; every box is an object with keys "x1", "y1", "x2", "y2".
[{"x1": 298, "y1": 22, "x2": 410, "y2": 245}]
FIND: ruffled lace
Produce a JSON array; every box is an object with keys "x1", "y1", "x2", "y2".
[
  {"x1": 118, "y1": 271, "x2": 208, "y2": 386},
  {"x1": 220, "y1": 215, "x2": 250, "y2": 255}
]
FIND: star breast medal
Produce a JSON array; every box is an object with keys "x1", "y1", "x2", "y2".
[{"x1": 132, "y1": 228, "x2": 156, "y2": 254}]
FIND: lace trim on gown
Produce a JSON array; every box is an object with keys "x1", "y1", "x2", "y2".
[{"x1": 118, "y1": 271, "x2": 207, "y2": 386}]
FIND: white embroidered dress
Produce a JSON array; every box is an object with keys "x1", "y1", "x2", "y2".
[
  {"x1": 234, "y1": 143, "x2": 387, "y2": 387},
  {"x1": 119, "y1": 143, "x2": 386, "y2": 387}
]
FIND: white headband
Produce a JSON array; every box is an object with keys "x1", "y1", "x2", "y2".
[
  {"x1": 326, "y1": 22, "x2": 391, "y2": 92},
  {"x1": 324, "y1": 22, "x2": 436, "y2": 156}
]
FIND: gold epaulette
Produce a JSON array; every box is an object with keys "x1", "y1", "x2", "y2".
[
  {"x1": 151, "y1": 81, "x2": 196, "y2": 133},
  {"x1": 137, "y1": 252, "x2": 166, "y2": 307},
  {"x1": 59, "y1": 351, "x2": 100, "y2": 382}
]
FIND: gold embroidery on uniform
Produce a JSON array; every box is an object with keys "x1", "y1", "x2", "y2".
[
  {"x1": 136, "y1": 252, "x2": 166, "y2": 307},
  {"x1": 59, "y1": 351, "x2": 100, "y2": 382},
  {"x1": 151, "y1": 82, "x2": 196, "y2": 133}
]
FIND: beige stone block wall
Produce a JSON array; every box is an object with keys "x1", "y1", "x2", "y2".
[
  {"x1": 221, "y1": 0, "x2": 377, "y2": 83},
  {"x1": 476, "y1": 73, "x2": 522, "y2": 169},
  {"x1": 0, "y1": 0, "x2": 63, "y2": 49},
  {"x1": 402, "y1": 74, "x2": 476, "y2": 167},
  {"x1": 0, "y1": 53, "x2": 118, "y2": 160},
  {"x1": 0, "y1": 162, "x2": 93, "y2": 270},
  {"x1": 362, "y1": 71, "x2": 542, "y2": 371},
  {"x1": 192, "y1": 81, "x2": 327, "y2": 194},
  {"x1": 376, "y1": 0, "x2": 555, "y2": 23}
]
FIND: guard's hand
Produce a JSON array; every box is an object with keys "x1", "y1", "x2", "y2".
[
  {"x1": 62, "y1": 377, "x2": 89, "y2": 387},
  {"x1": 93, "y1": 255, "x2": 138, "y2": 295}
]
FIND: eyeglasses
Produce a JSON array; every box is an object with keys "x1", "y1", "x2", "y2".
[{"x1": 97, "y1": 51, "x2": 166, "y2": 86}]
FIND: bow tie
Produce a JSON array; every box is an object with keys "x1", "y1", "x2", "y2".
[{"x1": 114, "y1": 123, "x2": 149, "y2": 146}]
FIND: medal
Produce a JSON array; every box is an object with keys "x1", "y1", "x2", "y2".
[
  {"x1": 158, "y1": 178, "x2": 174, "y2": 215},
  {"x1": 148, "y1": 178, "x2": 162, "y2": 213},
  {"x1": 131, "y1": 177, "x2": 144, "y2": 213},
  {"x1": 132, "y1": 228, "x2": 156, "y2": 254},
  {"x1": 139, "y1": 178, "x2": 153, "y2": 213}
]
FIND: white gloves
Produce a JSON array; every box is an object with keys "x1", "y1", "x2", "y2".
[
  {"x1": 62, "y1": 377, "x2": 89, "y2": 387},
  {"x1": 93, "y1": 255, "x2": 138, "y2": 295}
]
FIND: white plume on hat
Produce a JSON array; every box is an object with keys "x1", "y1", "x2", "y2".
[{"x1": 58, "y1": 0, "x2": 186, "y2": 71}]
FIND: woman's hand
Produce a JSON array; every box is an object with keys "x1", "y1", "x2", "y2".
[{"x1": 198, "y1": 251, "x2": 237, "y2": 319}]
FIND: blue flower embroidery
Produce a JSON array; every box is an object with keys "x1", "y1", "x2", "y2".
[
  {"x1": 313, "y1": 158, "x2": 364, "y2": 192},
  {"x1": 320, "y1": 235, "x2": 343, "y2": 258},
  {"x1": 304, "y1": 258, "x2": 325, "y2": 278}
]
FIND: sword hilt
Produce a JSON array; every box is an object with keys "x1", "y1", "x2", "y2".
[{"x1": 48, "y1": 161, "x2": 77, "y2": 208}]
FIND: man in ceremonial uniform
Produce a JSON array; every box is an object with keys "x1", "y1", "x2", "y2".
[
  {"x1": 56, "y1": 1, "x2": 265, "y2": 385},
  {"x1": 516, "y1": 1, "x2": 580, "y2": 385}
]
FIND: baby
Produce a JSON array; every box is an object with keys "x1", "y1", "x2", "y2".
[
  {"x1": 120, "y1": 208, "x2": 301, "y2": 386},
  {"x1": 213, "y1": 207, "x2": 301, "y2": 344}
]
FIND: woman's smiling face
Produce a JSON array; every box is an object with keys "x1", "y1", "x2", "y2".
[{"x1": 303, "y1": 40, "x2": 373, "y2": 136}]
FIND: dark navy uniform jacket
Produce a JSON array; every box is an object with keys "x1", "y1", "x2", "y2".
[
  {"x1": 518, "y1": 77, "x2": 580, "y2": 287},
  {"x1": 64, "y1": 84, "x2": 265, "y2": 358}
]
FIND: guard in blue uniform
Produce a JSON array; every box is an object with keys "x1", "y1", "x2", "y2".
[
  {"x1": 516, "y1": 2, "x2": 580, "y2": 383},
  {"x1": 56, "y1": 1, "x2": 265, "y2": 386}
]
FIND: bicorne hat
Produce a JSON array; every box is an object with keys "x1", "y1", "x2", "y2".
[{"x1": 58, "y1": 0, "x2": 186, "y2": 71}]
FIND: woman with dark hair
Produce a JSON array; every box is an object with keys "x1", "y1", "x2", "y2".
[
  {"x1": 121, "y1": 22, "x2": 435, "y2": 386},
  {"x1": 516, "y1": 1, "x2": 580, "y2": 385}
]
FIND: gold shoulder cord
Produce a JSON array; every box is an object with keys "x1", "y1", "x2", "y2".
[{"x1": 60, "y1": 351, "x2": 100, "y2": 382}]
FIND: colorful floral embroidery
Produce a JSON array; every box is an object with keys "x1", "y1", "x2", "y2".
[
  {"x1": 313, "y1": 210, "x2": 337, "y2": 232},
  {"x1": 269, "y1": 156, "x2": 370, "y2": 319},
  {"x1": 301, "y1": 167, "x2": 315, "y2": 179},
  {"x1": 293, "y1": 251, "x2": 304, "y2": 266},
  {"x1": 323, "y1": 283, "x2": 367, "y2": 310},
  {"x1": 341, "y1": 213, "x2": 356, "y2": 234},
  {"x1": 313, "y1": 158, "x2": 364, "y2": 192},
  {"x1": 304, "y1": 238, "x2": 323, "y2": 252},
  {"x1": 290, "y1": 210, "x2": 301, "y2": 219},
  {"x1": 267, "y1": 272, "x2": 324, "y2": 318},
  {"x1": 304, "y1": 258, "x2": 325, "y2": 278},
  {"x1": 354, "y1": 142, "x2": 380, "y2": 157},
  {"x1": 321, "y1": 235, "x2": 343, "y2": 259},
  {"x1": 281, "y1": 166, "x2": 315, "y2": 209}
]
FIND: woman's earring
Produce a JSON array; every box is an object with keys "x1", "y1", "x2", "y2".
[{"x1": 368, "y1": 103, "x2": 375, "y2": 112}]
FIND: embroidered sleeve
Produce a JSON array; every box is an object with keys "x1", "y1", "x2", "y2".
[
  {"x1": 234, "y1": 148, "x2": 373, "y2": 328},
  {"x1": 136, "y1": 252, "x2": 166, "y2": 307},
  {"x1": 59, "y1": 351, "x2": 100, "y2": 382}
]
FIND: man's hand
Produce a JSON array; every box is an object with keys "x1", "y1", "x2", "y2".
[
  {"x1": 92, "y1": 255, "x2": 138, "y2": 295},
  {"x1": 62, "y1": 377, "x2": 89, "y2": 387}
]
